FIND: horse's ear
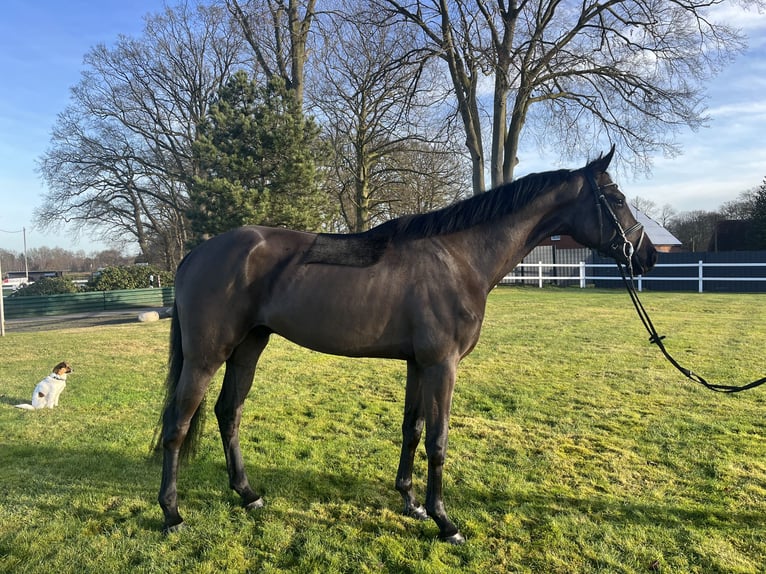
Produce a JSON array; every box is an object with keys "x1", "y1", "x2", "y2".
[{"x1": 588, "y1": 144, "x2": 616, "y2": 173}]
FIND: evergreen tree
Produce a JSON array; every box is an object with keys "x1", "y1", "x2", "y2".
[
  {"x1": 752, "y1": 177, "x2": 766, "y2": 250},
  {"x1": 188, "y1": 71, "x2": 328, "y2": 244}
]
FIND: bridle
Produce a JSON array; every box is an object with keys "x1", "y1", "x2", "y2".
[
  {"x1": 585, "y1": 168, "x2": 766, "y2": 393},
  {"x1": 585, "y1": 170, "x2": 645, "y2": 273}
]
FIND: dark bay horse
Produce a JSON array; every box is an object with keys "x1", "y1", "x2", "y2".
[{"x1": 156, "y1": 148, "x2": 657, "y2": 542}]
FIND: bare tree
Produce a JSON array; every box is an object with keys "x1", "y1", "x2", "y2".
[
  {"x1": 311, "y1": 3, "x2": 462, "y2": 231},
  {"x1": 36, "y1": 3, "x2": 244, "y2": 269},
  {"x1": 667, "y1": 210, "x2": 721, "y2": 251},
  {"x1": 656, "y1": 203, "x2": 678, "y2": 228},
  {"x1": 378, "y1": 0, "x2": 748, "y2": 194},
  {"x1": 380, "y1": 142, "x2": 468, "y2": 220},
  {"x1": 630, "y1": 196, "x2": 659, "y2": 219},
  {"x1": 225, "y1": 0, "x2": 316, "y2": 106},
  {"x1": 631, "y1": 197, "x2": 677, "y2": 227},
  {"x1": 720, "y1": 188, "x2": 759, "y2": 219},
  {"x1": 0, "y1": 249, "x2": 25, "y2": 274}
]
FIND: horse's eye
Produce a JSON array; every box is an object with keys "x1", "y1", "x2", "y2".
[{"x1": 610, "y1": 197, "x2": 625, "y2": 208}]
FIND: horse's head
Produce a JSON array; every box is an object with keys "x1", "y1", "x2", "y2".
[{"x1": 568, "y1": 147, "x2": 657, "y2": 275}]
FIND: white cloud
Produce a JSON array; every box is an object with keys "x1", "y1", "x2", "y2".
[{"x1": 709, "y1": 3, "x2": 766, "y2": 32}]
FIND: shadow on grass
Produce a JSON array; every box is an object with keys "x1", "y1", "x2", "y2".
[
  {"x1": 2, "y1": 442, "x2": 165, "y2": 530},
  {"x1": 4, "y1": 311, "x2": 149, "y2": 333},
  {"x1": 0, "y1": 395, "x2": 30, "y2": 407},
  {"x1": 497, "y1": 490, "x2": 759, "y2": 532},
  {"x1": 3, "y1": 440, "x2": 760, "y2": 540}
]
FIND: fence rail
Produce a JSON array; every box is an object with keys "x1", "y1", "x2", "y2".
[{"x1": 501, "y1": 260, "x2": 766, "y2": 292}]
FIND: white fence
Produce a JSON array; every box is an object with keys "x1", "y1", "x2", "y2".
[{"x1": 501, "y1": 260, "x2": 766, "y2": 293}]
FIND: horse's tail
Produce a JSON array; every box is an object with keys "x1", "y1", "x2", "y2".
[{"x1": 151, "y1": 301, "x2": 206, "y2": 462}]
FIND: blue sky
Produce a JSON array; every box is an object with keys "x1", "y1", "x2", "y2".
[
  {"x1": 1, "y1": 1, "x2": 765, "y2": 256},
  {"x1": 0, "y1": 0, "x2": 164, "y2": 254}
]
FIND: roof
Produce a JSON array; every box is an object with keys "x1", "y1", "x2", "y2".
[{"x1": 629, "y1": 205, "x2": 682, "y2": 246}]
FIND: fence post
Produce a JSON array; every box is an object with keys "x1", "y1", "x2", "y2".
[
  {"x1": 0, "y1": 257, "x2": 5, "y2": 337},
  {"x1": 638, "y1": 275, "x2": 643, "y2": 292},
  {"x1": 538, "y1": 261, "x2": 543, "y2": 288},
  {"x1": 698, "y1": 260, "x2": 704, "y2": 293},
  {"x1": 579, "y1": 261, "x2": 586, "y2": 289}
]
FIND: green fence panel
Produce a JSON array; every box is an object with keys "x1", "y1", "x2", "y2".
[
  {"x1": 2, "y1": 287, "x2": 175, "y2": 319},
  {"x1": 104, "y1": 289, "x2": 166, "y2": 310}
]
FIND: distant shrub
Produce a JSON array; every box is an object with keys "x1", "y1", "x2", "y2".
[
  {"x1": 10, "y1": 277, "x2": 80, "y2": 297},
  {"x1": 88, "y1": 265, "x2": 175, "y2": 291}
]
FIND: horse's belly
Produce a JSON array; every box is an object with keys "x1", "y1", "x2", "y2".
[{"x1": 271, "y1": 309, "x2": 410, "y2": 358}]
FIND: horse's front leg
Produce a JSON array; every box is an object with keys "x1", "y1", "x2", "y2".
[
  {"x1": 421, "y1": 360, "x2": 465, "y2": 544},
  {"x1": 395, "y1": 360, "x2": 428, "y2": 521}
]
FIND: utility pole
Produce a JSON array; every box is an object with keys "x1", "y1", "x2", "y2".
[
  {"x1": 0, "y1": 255, "x2": 5, "y2": 337},
  {"x1": 23, "y1": 227, "x2": 29, "y2": 282}
]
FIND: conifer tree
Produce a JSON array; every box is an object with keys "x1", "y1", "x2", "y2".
[
  {"x1": 752, "y1": 178, "x2": 766, "y2": 250},
  {"x1": 188, "y1": 71, "x2": 328, "y2": 244}
]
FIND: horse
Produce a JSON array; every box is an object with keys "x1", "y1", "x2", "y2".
[{"x1": 155, "y1": 147, "x2": 657, "y2": 543}]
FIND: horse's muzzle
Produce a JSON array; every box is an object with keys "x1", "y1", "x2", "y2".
[{"x1": 631, "y1": 244, "x2": 657, "y2": 276}]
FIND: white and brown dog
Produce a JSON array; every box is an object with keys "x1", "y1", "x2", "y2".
[{"x1": 15, "y1": 362, "x2": 73, "y2": 410}]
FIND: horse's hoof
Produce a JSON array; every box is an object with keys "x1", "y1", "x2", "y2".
[
  {"x1": 440, "y1": 531, "x2": 466, "y2": 545},
  {"x1": 405, "y1": 505, "x2": 428, "y2": 521},
  {"x1": 162, "y1": 520, "x2": 187, "y2": 535},
  {"x1": 244, "y1": 497, "x2": 264, "y2": 511}
]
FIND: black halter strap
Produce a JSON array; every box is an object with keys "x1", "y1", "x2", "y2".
[{"x1": 585, "y1": 170, "x2": 645, "y2": 273}]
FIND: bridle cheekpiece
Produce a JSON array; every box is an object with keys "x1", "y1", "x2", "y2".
[{"x1": 585, "y1": 170, "x2": 645, "y2": 274}]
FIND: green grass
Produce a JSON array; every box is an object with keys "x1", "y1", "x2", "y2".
[{"x1": 1, "y1": 287, "x2": 765, "y2": 573}]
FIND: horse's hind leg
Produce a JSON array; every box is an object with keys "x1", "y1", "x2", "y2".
[
  {"x1": 159, "y1": 361, "x2": 219, "y2": 533},
  {"x1": 215, "y1": 331, "x2": 270, "y2": 511}
]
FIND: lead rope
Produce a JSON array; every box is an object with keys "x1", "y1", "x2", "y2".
[{"x1": 618, "y1": 263, "x2": 766, "y2": 393}]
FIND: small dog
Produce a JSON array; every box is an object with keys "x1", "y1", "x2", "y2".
[{"x1": 15, "y1": 362, "x2": 73, "y2": 410}]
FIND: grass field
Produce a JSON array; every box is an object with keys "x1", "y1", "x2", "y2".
[{"x1": 1, "y1": 287, "x2": 765, "y2": 573}]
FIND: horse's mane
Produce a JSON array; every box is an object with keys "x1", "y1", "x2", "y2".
[{"x1": 306, "y1": 167, "x2": 573, "y2": 267}]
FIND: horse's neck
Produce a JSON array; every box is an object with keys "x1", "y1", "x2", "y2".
[{"x1": 458, "y1": 194, "x2": 571, "y2": 289}]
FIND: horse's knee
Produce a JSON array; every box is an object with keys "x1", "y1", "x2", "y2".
[
  {"x1": 401, "y1": 420, "x2": 424, "y2": 448},
  {"x1": 426, "y1": 442, "x2": 447, "y2": 469},
  {"x1": 395, "y1": 476, "x2": 413, "y2": 495},
  {"x1": 429, "y1": 448, "x2": 446, "y2": 466}
]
